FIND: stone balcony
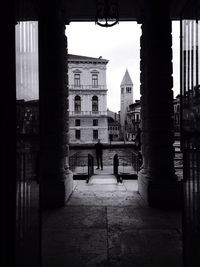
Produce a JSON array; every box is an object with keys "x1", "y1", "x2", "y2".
[
  {"x1": 69, "y1": 110, "x2": 108, "y2": 117},
  {"x1": 69, "y1": 84, "x2": 107, "y2": 90}
]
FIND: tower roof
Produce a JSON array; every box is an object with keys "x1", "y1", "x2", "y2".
[{"x1": 120, "y1": 69, "x2": 133, "y2": 86}]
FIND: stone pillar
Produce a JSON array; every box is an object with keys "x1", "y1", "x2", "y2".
[
  {"x1": 2, "y1": 2, "x2": 16, "y2": 266},
  {"x1": 138, "y1": 0, "x2": 181, "y2": 208},
  {"x1": 39, "y1": 2, "x2": 73, "y2": 208}
]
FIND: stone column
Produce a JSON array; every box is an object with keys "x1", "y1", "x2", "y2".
[
  {"x1": 2, "y1": 3, "x2": 16, "y2": 266},
  {"x1": 39, "y1": 2, "x2": 73, "y2": 208},
  {"x1": 138, "y1": 0, "x2": 181, "y2": 208}
]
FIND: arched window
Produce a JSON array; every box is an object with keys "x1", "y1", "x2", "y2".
[
  {"x1": 74, "y1": 95, "x2": 81, "y2": 113},
  {"x1": 92, "y1": 96, "x2": 98, "y2": 113},
  {"x1": 126, "y1": 87, "x2": 131, "y2": 93}
]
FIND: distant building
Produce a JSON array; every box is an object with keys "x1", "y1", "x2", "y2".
[
  {"x1": 107, "y1": 109, "x2": 120, "y2": 122},
  {"x1": 182, "y1": 85, "x2": 200, "y2": 133},
  {"x1": 126, "y1": 100, "x2": 141, "y2": 141},
  {"x1": 68, "y1": 54, "x2": 109, "y2": 144},
  {"x1": 173, "y1": 95, "x2": 181, "y2": 140},
  {"x1": 107, "y1": 109, "x2": 120, "y2": 141}
]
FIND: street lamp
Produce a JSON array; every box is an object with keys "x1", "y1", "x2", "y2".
[{"x1": 96, "y1": 0, "x2": 119, "y2": 27}]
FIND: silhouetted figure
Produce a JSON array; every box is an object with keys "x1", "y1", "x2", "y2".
[
  {"x1": 95, "y1": 139, "x2": 103, "y2": 170},
  {"x1": 135, "y1": 127, "x2": 141, "y2": 150}
]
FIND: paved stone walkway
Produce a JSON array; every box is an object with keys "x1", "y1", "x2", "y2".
[{"x1": 42, "y1": 177, "x2": 183, "y2": 267}]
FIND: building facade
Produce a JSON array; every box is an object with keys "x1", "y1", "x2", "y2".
[
  {"x1": 126, "y1": 100, "x2": 141, "y2": 141},
  {"x1": 107, "y1": 109, "x2": 120, "y2": 141},
  {"x1": 68, "y1": 54, "x2": 109, "y2": 143},
  {"x1": 173, "y1": 95, "x2": 181, "y2": 140},
  {"x1": 126, "y1": 97, "x2": 182, "y2": 143}
]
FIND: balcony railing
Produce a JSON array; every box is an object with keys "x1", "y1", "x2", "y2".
[
  {"x1": 69, "y1": 111, "x2": 107, "y2": 116},
  {"x1": 69, "y1": 84, "x2": 107, "y2": 90}
]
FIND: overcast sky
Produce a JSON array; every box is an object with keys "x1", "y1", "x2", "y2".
[{"x1": 66, "y1": 21, "x2": 180, "y2": 112}]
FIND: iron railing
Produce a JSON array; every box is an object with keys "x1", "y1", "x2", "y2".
[
  {"x1": 69, "y1": 110, "x2": 107, "y2": 116},
  {"x1": 69, "y1": 153, "x2": 94, "y2": 182},
  {"x1": 69, "y1": 153, "x2": 88, "y2": 174}
]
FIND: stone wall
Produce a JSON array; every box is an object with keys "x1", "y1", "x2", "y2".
[{"x1": 69, "y1": 117, "x2": 108, "y2": 143}]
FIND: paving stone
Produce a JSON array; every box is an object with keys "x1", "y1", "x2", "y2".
[
  {"x1": 67, "y1": 191, "x2": 146, "y2": 207},
  {"x1": 43, "y1": 179, "x2": 183, "y2": 266},
  {"x1": 108, "y1": 228, "x2": 182, "y2": 267},
  {"x1": 90, "y1": 177, "x2": 117, "y2": 184},
  {"x1": 43, "y1": 228, "x2": 107, "y2": 254},
  {"x1": 107, "y1": 207, "x2": 181, "y2": 229},
  {"x1": 123, "y1": 180, "x2": 138, "y2": 191},
  {"x1": 43, "y1": 206, "x2": 107, "y2": 229},
  {"x1": 43, "y1": 251, "x2": 108, "y2": 267},
  {"x1": 72, "y1": 189, "x2": 139, "y2": 198},
  {"x1": 74, "y1": 183, "x2": 126, "y2": 192}
]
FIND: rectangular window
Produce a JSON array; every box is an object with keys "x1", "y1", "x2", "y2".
[
  {"x1": 75, "y1": 119, "x2": 80, "y2": 126},
  {"x1": 93, "y1": 119, "x2": 98, "y2": 126},
  {"x1": 74, "y1": 96, "x2": 81, "y2": 113},
  {"x1": 75, "y1": 129, "x2": 81, "y2": 139},
  {"x1": 74, "y1": 74, "x2": 80, "y2": 87},
  {"x1": 93, "y1": 130, "x2": 98, "y2": 140},
  {"x1": 92, "y1": 74, "x2": 98, "y2": 87},
  {"x1": 92, "y1": 96, "x2": 98, "y2": 113}
]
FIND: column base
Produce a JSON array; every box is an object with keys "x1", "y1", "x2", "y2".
[
  {"x1": 138, "y1": 170, "x2": 182, "y2": 209},
  {"x1": 41, "y1": 170, "x2": 73, "y2": 209}
]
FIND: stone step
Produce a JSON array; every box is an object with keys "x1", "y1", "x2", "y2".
[{"x1": 89, "y1": 175, "x2": 117, "y2": 184}]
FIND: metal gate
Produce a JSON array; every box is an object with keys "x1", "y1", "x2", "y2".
[{"x1": 180, "y1": 1, "x2": 200, "y2": 266}]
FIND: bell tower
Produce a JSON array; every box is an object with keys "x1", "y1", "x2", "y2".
[{"x1": 120, "y1": 69, "x2": 133, "y2": 128}]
